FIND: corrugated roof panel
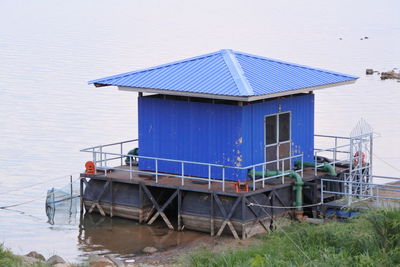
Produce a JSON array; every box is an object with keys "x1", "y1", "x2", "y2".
[
  {"x1": 95, "y1": 52, "x2": 240, "y2": 96},
  {"x1": 234, "y1": 52, "x2": 356, "y2": 95},
  {"x1": 89, "y1": 49, "x2": 358, "y2": 99}
]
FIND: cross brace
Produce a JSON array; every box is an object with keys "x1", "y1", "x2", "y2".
[
  {"x1": 213, "y1": 194, "x2": 242, "y2": 240},
  {"x1": 140, "y1": 183, "x2": 178, "y2": 230},
  {"x1": 88, "y1": 180, "x2": 110, "y2": 216}
]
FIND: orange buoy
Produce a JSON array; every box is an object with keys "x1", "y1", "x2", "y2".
[{"x1": 85, "y1": 161, "x2": 96, "y2": 174}]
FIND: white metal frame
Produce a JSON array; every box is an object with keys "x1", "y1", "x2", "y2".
[
  {"x1": 264, "y1": 111, "x2": 292, "y2": 171},
  {"x1": 321, "y1": 176, "x2": 400, "y2": 206},
  {"x1": 80, "y1": 139, "x2": 304, "y2": 192}
]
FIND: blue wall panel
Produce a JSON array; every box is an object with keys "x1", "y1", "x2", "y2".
[
  {"x1": 243, "y1": 94, "x2": 315, "y2": 167},
  {"x1": 138, "y1": 94, "x2": 314, "y2": 182},
  {"x1": 138, "y1": 97, "x2": 246, "y2": 181}
]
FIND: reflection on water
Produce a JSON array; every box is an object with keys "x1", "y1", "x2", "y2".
[
  {"x1": 45, "y1": 192, "x2": 204, "y2": 260},
  {"x1": 77, "y1": 213, "x2": 203, "y2": 259}
]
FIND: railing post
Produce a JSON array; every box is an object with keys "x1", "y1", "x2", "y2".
[
  {"x1": 314, "y1": 151, "x2": 317, "y2": 176},
  {"x1": 252, "y1": 166, "x2": 255, "y2": 191},
  {"x1": 181, "y1": 162, "x2": 184, "y2": 186},
  {"x1": 208, "y1": 165, "x2": 211, "y2": 190},
  {"x1": 262, "y1": 164, "x2": 265, "y2": 188},
  {"x1": 281, "y1": 160, "x2": 284, "y2": 184},
  {"x1": 120, "y1": 142, "x2": 123, "y2": 166},
  {"x1": 348, "y1": 180, "x2": 352, "y2": 206},
  {"x1": 222, "y1": 168, "x2": 225, "y2": 192},
  {"x1": 155, "y1": 159, "x2": 158, "y2": 183},
  {"x1": 129, "y1": 156, "x2": 132, "y2": 180},
  {"x1": 320, "y1": 179, "x2": 324, "y2": 204},
  {"x1": 376, "y1": 186, "x2": 380, "y2": 206},
  {"x1": 369, "y1": 133, "x2": 373, "y2": 185},
  {"x1": 334, "y1": 137, "x2": 337, "y2": 169},
  {"x1": 104, "y1": 153, "x2": 107, "y2": 176},
  {"x1": 100, "y1": 146, "x2": 103, "y2": 168},
  {"x1": 92, "y1": 148, "x2": 97, "y2": 175},
  {"x1": 301, "y1": 154, "x2": 304, "y2": 178}
]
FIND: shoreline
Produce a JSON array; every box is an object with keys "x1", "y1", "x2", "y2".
[{"x1": 2, "y1": 234, "x2": 258, "y2": 266}]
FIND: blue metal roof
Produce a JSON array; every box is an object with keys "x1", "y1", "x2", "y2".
[{"x1": 89, "y1": 49, "x2": 358, "y2": 101}]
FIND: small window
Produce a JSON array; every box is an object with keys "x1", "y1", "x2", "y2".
[
  {"x1": 279, "y1": 113, "x2": 290, "y2": 142},
  {"x1": 265, "y1": 115, "x2": 277, "y2": 145},
  {"x1": 265, "y1": 145, "x2": 278, "y2": 170}
]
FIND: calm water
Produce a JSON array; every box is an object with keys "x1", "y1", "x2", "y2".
[{"x1": 1, "y1": 0, "x2": 399, "y2": 262}]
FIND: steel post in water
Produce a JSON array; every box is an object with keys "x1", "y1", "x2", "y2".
[{"x1": 70, "y1": 175, "x2": 73, "y2": 198}]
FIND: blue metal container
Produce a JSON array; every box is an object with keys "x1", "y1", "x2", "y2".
[{"x1": 138, "y1": 93, "x2": 314, "y2": 181}]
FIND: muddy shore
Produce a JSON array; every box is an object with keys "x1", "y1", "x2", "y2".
[{"x1": 125, "y1": 235, "x2": 258, "y2": 266}]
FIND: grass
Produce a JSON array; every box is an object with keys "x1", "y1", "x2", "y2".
[
  {"x1": 0, "y1": 244, "x2": 82, "y2": 267},
  {"x1": 182, "y1": 208, "x2": 400, "y2": 267},
  {"x1": 0, "y1": 244, "x2": 23, "y2": 267}
]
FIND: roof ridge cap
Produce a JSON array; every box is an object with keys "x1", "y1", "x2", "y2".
[{"x1": 220, "y1": 49, "x2": 254, "y2": 96}]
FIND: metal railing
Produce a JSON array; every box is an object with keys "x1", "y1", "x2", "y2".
[
  {"x1": 80, "y1": 140, "x2": 304, "y2": 192},
  {"x1": 314, "y1": 133, "x2": 375, "y2": 174},
  {"x1": 321, "y1": 176, "x2": 400, "y2": 207},
  {"x1": 314, "y1": 134, "x2": 352, "y2": 175}
]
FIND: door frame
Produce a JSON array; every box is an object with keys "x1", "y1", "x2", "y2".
[{"x1": 264, "y1": 111, "x2": 292, "y2": 170}]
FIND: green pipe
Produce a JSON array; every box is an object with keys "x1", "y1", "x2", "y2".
[
  {"x1": 294, "y1": 160, "x2": 337, "y2": 177},
  {"x1": 248, "y1": 169, "x2": 303, "y2": 211}
]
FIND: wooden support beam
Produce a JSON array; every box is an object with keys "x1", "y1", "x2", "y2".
[
  {"x1": 88, "y1": 180, "x2": 110, "y2": 217},
  {"x1": 110, "y1": 181, "x2": 113, "y2": 217},
  {"x1": 272, "y1": 190, "x2": 287, "y2": 207},
  {"x1": 143, "y1": 190, "x2": 166, "y2": 222},
  {"x1": 246, "y1": 195, "x2": 270, "y2": 232},
  {"x1": 178, "y1": 189, "x2": 182, "y2": 231},
  {"x1": 210, "y1": 193, "x2": 214, "y2": 236},
  {"x1": 148, "y1": 190, "x2": 178, "y2": 229},
  {"x1": 241, "y1": 194, "x2": 246, "y2": 239},
  {"x1": 140, "y1": 183, "x2": 177, "y2": 230},
  {"x1": 138, "y1": 183, "x2": 143, "y2": 223},
  {"x1": 214, "y1": 194, "x2": 241, "y2": 239}
]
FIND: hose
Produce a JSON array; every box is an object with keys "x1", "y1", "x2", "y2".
[
  {"x1": 248, "y1": 169, "x2": 303, "y2": 211},
  {"x1": 294, "y1": 160, "x2": 337, "y2": 177}
]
